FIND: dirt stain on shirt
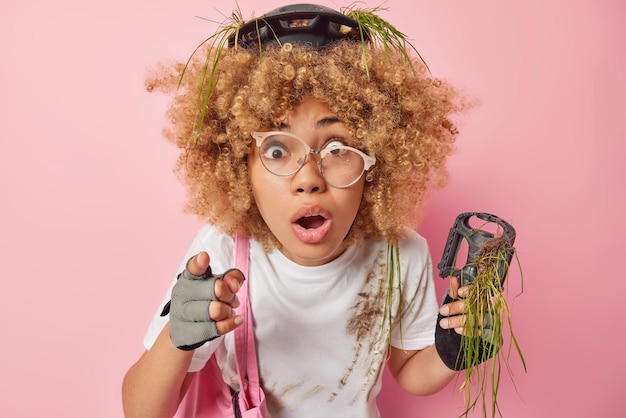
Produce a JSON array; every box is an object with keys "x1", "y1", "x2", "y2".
[{"x1": 335, "y1": 249, "x2": 392, "y2": 403}]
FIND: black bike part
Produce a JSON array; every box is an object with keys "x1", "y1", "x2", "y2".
[
  {"x1": 437, "y1": 212, "x2": 516, "y2": 287},
  {"x1": 229, "y1": 4, "x2": 367, "y2": 48}
]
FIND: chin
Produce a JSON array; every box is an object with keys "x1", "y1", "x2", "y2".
[{"x1": 282, "y1": 238, "x2": 347, "y2": 266}]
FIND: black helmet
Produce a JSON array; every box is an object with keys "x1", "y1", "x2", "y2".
[{"x1": 228, "y1": 3, "x2": 368, "y2": 48}]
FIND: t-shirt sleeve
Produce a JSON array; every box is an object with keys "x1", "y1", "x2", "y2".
[
  {"x1": 390, "y1": 229, "x2": 439, "y2": 351},
  {"x1": 142, "y1": 225, "x2": 234, "y2": 372}
]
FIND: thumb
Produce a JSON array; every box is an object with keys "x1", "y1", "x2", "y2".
[
  {"x1": 448, "y1": 276, "x2": 461, "y2": 299},
  {"x1": 186, "y1": 252, "x2": 211, "y2": 277}
]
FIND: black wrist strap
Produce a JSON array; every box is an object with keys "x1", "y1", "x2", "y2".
[{"x1": 435, "y1": 293, "x2": 466, "y2": 370}]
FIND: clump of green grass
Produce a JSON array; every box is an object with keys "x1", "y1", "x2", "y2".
[
  {"x1": 342, "y1": 3, "x2": 431, "y2": 77},
  {"x1": 178, "y1": 6, "x2": 246, "y2": 143},
  {"x1": 456, "y1": 232, "x2": 526, "y2": 417}
]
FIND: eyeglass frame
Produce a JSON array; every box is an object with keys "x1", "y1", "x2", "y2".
[{"x1": 251, "y1": 131, "x2": 376, "y2": 188}]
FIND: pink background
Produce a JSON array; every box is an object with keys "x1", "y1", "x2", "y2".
[{"x1": 1, "y1": 0, "x2": 624, "y2": 416}]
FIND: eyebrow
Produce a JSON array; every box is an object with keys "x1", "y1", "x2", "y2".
[
  {"x1": 279, "y1": 116, "x2": 341, "y2": 130},
  {"x1": 315, "y1": 117, "x2": 341, "y2": 128}
]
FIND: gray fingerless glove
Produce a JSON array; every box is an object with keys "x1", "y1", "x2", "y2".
[
  {"x1": 160, "y1": 265, "x2": 238, "y2": 351},
  {"x1": 434, "y1": 293, "x2": 500, "y2": 370}
]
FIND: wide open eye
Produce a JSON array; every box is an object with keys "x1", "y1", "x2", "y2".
[
  {"x1": 257, "y1": 133, "x2": 308, "y2": 176},
  {"x1": 324, "y1": 139, "x2": 350, "y2": 157},
  {"x1": 260, "y1": 138, "x2": 291, "y2": 161},
  {"x1": 319, "y1": 138, "x2": 369, "y2": 187},
  {"x1": 324, "y1": 139, "x2": 348, "y2": 155}
]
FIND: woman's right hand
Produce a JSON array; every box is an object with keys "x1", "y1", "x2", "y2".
[{"x1": 161, "y1": 252, "x2": 246, "y2": 350}]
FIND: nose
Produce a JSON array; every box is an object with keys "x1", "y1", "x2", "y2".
[{"x1": 292, "y1": 153, "x2": 326, "y2": 194}]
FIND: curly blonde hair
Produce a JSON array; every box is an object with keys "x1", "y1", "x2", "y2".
[{"x1": 146, "y1": 39, "x2": 466, "y2": 250}]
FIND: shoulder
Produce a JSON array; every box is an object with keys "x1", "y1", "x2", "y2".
[
  {"x1": 393, "y1": 227, "x2": 434, "y2": 285},
  {"x1": 193, "y1": 223, "x2": 231, "y2": 245},
  {"x1": 187, "y1": 224, "x2": 236, "y2": 273},
  {"x1": 397, "y1": 227, "x2": 431, "y2": 262},
  {"x1": 351, "y1": 228, "x2": 430, "y2": 266}
]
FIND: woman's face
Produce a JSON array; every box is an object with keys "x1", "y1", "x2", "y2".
[{"x1": 248, "y1": 97, "x2": 365, "y2": 266}]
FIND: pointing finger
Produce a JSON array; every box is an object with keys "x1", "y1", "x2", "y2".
[{"x1": 186, "y1": 252, "x2": 211, "y2": 277}]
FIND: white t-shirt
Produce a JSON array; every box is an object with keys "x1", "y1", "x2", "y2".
[{"x1": 144, "y1": 225, "x2": 439, "y2": 417}]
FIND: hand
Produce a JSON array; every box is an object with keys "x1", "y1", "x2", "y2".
[
  {"x1": 435, "y1": 278, "x2": 500, "y2": 370},
  {"x1": 160, "y1": 252, "x2": 246, "y2": 350},
  {"x1": 437, "y1": 279, "x2": 467, "y2": 334}
]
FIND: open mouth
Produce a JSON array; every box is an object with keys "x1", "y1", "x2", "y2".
[
  {"x1": 291, "y1": 207, "x2": 332, "y2": 244},
  {"x1": 296, "y1": 215, "x2": 326, "y2": 229}
]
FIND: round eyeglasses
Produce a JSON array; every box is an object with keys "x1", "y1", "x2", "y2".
[{"x1": 252, "y1": 131, "x2": 376, "y2": 188}]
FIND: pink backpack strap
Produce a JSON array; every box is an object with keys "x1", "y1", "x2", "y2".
[
  {"x1": 233, "y1": 234, "x2": 263, "y2": 409},
  {"x1": 234, "y1": 234, "x2": 250, "y2": 283}
]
